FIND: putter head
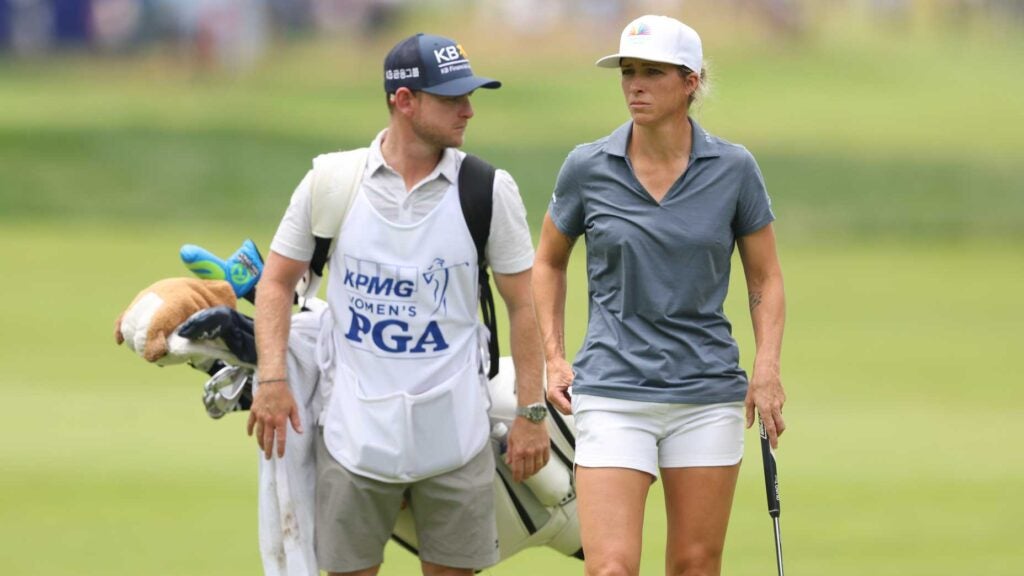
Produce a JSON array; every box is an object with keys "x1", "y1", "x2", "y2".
[{"x1": 203, "y1": 364, "x2": 253, "y2": 419}]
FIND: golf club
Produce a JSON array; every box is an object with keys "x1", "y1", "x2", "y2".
[{"x1": 759, "y1": 417, "x2": 784, "y2": 576}]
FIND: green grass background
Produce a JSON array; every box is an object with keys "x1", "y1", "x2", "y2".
[{"x1": 1, "y1": 7, "x2": 1023, "y2": 575}]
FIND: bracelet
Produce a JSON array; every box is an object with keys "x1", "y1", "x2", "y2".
[{"x1": 259, "y1": 377, "x2": 288, "y2": 385}]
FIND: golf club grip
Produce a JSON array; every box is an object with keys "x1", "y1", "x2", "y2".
[{"x1": 759, "y1": 418, "x2": 781, "y2": 518}]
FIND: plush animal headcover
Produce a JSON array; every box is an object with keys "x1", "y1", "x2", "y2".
[{"x1": 114, "y1": 277, "x2": 237, "y2": 363}]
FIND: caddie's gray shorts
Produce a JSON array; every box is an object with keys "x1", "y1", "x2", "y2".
[{"x1": 314, "y1": 428, "x2": 498, "y2": 573}]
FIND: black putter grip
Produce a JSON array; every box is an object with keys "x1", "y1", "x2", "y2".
[{"x1": 759, "y1": 419, "x2": 781, "y2": 518}]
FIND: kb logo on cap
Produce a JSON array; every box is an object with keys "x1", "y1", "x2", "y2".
[
  {"x1": 433, "y1": 43, "x2": 471, "y2": 76},
  {"x1": 434, "y1": 44, "x2": 468, "y2": 66}
]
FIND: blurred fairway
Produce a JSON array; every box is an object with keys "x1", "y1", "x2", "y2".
[{"x1": 1, "y1": 11, "x2": 1023, "y2": 576}]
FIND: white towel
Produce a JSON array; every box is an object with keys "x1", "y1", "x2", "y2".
[{"x1": 255, "y1": 304, "x2": 325, "y2": 576}]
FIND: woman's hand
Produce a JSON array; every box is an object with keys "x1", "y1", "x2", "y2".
[
  {"x1": 745, "y1": 362, "x2": 786, "y2": 449},
  {"x1": 545, "y1": 357, "x2": 575, "y2": 415}
]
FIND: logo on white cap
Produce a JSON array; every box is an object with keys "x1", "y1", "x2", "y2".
[
  {"x1": 627, "y1": 22, "x2": 652, "y2": 36},
  {"x1": 596, "y1": 15, "x2": 703, "y2": 72}
]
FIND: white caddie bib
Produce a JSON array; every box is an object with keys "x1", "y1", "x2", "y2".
[{"x1": 322, "y1": 183, "x2": 490, "y2": 482}]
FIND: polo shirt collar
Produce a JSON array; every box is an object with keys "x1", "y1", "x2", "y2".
[
  {"x1": 603, "y1": 117, "x2": 722, "y2": 159},
  {"x1": 689, "y1": 118, "x2": 722, "y2": 159},
  {"x1": 603, "y1": 122, "x2": 631, "y2": 158},
  {"x1": 367, "y1": 129, "x2": 459, "y2": 184}
]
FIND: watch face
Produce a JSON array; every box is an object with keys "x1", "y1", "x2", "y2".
[{"x1": 519, "y1": 404, "x2": 547, "y2": 422}]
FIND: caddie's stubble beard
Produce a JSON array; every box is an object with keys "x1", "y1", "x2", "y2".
[{"x1": 410, "y1": 113, "x2": 464, "y2": 150}]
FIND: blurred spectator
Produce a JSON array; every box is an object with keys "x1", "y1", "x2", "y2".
[
  {"x1": 267, "y1": 0, "x2": 313, "y2": 36},
  {"x1": 194, "y1": 0, "x2": 268, "y2": 72},
  {"x1": 489, "y1": 0, "x2": 565, "y2": 35},
  {"x1": 728, "y1": 0, "x2": 805, "y2": 38},
  {"x1": 311, "y1": 0, "x2": 405, "y2": 37},
  {"x1": 151, "y1": 0, "x2": 269, "y2": 72},
  {"x1": 7, "y1": 0, "x2": 53, "y2": 54},
  {"x1": 576, "y1": 0, "x2": 625, "y2": 23},
  {"x1": 52, "y1": 0, "x2": 89, "y2": 46},
  {"x1": 90, "y1": 0, "x2": 142, "y2": 51}
]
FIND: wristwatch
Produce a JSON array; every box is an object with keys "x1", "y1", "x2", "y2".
[{"x1": 516, "y1": 402, "x2": 548, "y2": 423}]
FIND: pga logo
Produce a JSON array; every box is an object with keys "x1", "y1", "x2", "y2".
[
  {"x1": 345, "y1": 306, "x2": 449, "y2": 354},
  {"x1": 433, "y1": 44, "x2": 467, "y2": 65}
]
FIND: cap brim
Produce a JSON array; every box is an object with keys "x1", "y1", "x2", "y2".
[
  {"x1": 421, "y1": 75, "x2": 501, "y2": 96},
  {"x1": 595, "y1": 53, "x2": 686, "y2": 68}
]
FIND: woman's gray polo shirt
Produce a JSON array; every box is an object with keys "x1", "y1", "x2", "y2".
[{"x1": 549, "y1": 119, "x2": 774, "y2": 404}]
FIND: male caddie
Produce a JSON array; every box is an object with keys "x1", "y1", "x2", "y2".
[{"x1": 248, "y1": 33, "x2": 549, "y2": 575}]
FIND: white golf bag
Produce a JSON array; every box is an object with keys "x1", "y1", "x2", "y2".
[{"x1": 164, "y1": 301, "x2": 581, "y2": 575}]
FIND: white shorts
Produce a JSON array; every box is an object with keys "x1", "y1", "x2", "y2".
[{"x1": 572, "y1": 393, "x2": 744, "y2": 478}]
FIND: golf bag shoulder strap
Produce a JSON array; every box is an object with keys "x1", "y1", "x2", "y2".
[
  {"x1": 458, "y1": 154, "x2": 499, "y2": 378},
  {"x1": 457, "y1": 154, "x2": 494, "y2": 268},
  {"x1": 298, "y1": 148, "x2": 369, "y2": 301}
]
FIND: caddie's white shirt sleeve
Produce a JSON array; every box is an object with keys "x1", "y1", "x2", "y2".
[
  {"x1": 486, "y1": 168, "x2": 535, "y2": 275},
  {"x1": 269, "y1": 171, "x2": 316, "y2": 262}
]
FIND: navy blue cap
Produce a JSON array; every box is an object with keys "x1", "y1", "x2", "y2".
[{"x1": 384, "y1": 33, "x2": 501, "y2": 97}]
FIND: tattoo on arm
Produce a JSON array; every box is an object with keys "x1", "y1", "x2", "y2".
[{"x1": 748, "y1": 291, "x2": 763, "y2": 312}]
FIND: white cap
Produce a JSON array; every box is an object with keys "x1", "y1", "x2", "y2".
[{"x1": 596, "y1": 15, "x2": 703, "y2": 72}]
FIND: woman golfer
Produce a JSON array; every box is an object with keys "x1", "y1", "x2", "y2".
[{"x1": 533, "y1": 15, "x2": 787, "y2": 576}]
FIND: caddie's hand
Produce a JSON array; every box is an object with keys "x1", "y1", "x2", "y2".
[
  {"x1": 506, "y1": 418, "x2": 550, "y2": 483},
  {"x1": 545, "y1": 357, "x2": 574, "y2": 415},
  {"x1": 744, "y1": 362, "x2": 786, "y2": 449},
  {"x1": 247, "y1": 379, "x2": 303, "y2": 459}
]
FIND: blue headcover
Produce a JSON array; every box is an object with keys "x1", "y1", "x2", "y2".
[{"x1": 180, "y1": 239, "x2": 263, "y2": 302}]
